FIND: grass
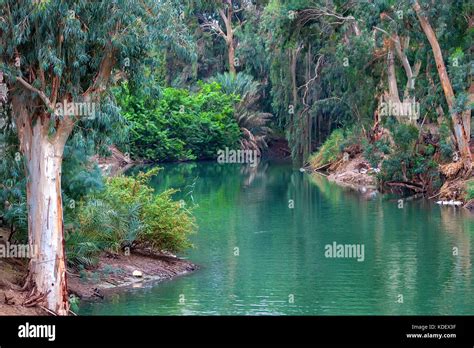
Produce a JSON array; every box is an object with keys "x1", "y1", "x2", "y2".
[{"x1": 308, "y1": 129, "x2": 345, "y2": 168}]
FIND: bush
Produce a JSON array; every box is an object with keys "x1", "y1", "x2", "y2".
[
  {"x1": 71, "y1": 168, "x2": 196, "y2": 268},
  {"x1": 362, "y1": 138, "x2": 391, "y2": 168},
  {"x1": 309, "y1": 128, "x2": 350, "y2": 168},
  {"x1": 390, "y1": 122, "x2": 419, "y2": 153},
  {"x1": 376, "y1": 120, "x2": 440, "y2": 188},
  {"x1": 439, "y1": 119, "x2": 455, "y2": 161},
  {"x1": 466, "y1": 180, "x2": 474, "y2": 200},
  {"x1": 309, "y1": 128, "x2": 362, "y2": 168},
  {"x1": 211, "y1": 72, "x2": 272, "y2": 152},
  {"x1": 116, "y1": 82, "x2": 241, "y2": 162}
]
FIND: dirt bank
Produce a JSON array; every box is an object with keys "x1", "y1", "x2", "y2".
[
  {"x1": 0, "y1": 258, "x2": 44, "y2": 315},
  {"x1": 309, "y1": 152, "x2": 473, "y2": 208},
  {"x1": 327, "y1": 155, "x2": 377, "y2": 192},
  {"x1": 309, "y1": 154, "x2": 379, "y2": 199},
  {"x1": 68, "y1": 251, "x2": 197, "y2": 300},
  {"x1": 0, "y1": 229, "x2": 197, "y2": 316}
]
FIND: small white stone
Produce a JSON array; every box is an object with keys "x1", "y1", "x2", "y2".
[{"x1": 132, "y1": 270, "x2": 143, "y2": 278}]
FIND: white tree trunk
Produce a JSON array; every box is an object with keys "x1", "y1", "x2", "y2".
[
  {"x1": 27, "y1": 127, "x2": 68, "y2": 315},
  {"x1": 12, "y1": 98, "x2": 69, "y2": 315}
]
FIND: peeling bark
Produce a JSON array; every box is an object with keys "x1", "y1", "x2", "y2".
[{"x1": 11, "y1": 95, "x2": 70, "y2": 315}]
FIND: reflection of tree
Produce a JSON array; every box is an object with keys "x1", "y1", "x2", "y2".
[
  {"x1": 240, "y1": 160, "x2": 267, "y2": 187},
  {"x1": 439, "y1": 207, "x2": 472, "y2": 288},
  {"x1": 128, "y1": 162, "x2": 473, "y2": 315}
]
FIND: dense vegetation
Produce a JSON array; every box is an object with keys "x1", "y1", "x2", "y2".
[
  {"x1": 69, "y1": 168, "x2": 195, "y2": 269},
  {"x1": 117, "y1": 82, "x2": 241, "y2": 161},
  {"x1": 0, "y1": 0, "x2": 472, "y2": 314}
]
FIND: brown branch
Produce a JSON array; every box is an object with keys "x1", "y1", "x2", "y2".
[
  {"x1": 16, "y1": 76, "x2": 54, "y2": 110},
  {"x1": 83, "y1": 45, "x2": 116, "y2": 98}
]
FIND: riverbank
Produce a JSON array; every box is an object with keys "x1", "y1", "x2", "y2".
[
  {"x1": 0, "y1": 226, "x2": 197, "y2": 315},
  {"x1": 308, "y1": 150, "x2": 474, "y2": 208},
  {"x1": 310, "y1": 153, "x2": 378, "y2": 199},
  {"x1": 68, "y1": 251, "x2": 197, "y2": 301}
]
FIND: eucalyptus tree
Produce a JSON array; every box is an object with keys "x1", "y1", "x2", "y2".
[
  {"x1": 261, "y1": 0, "x2": 472, "y2": 167},
  {"x1": 412, "y1": 0, "x2": 472, "y2": 174},
  {"x1": 0, "y1": 0, "x2": 191, "y2": 315},
  {"x1": 198, "y1": 0, "x2": 256, "y2": 74},
  {"x1": 262, "y1": 0, "x2": 371, "y2": 162}
]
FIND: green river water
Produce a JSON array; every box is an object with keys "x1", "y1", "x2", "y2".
[{"x1": 79, "y1": 161, "x2": 473, "y2": 315}]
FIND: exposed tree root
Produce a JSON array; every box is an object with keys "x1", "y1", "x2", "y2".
[
  {"x1": 22, "y1": 289, "x2": 50, "y2": 307},
  {"x1": 20, "y1": 272, "x2": 35, "y2": 292}
]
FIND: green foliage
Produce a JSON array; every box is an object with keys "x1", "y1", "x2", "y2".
[
  {"x1": 71, "y1": 168, "x2": 196, "y2": 268},
  {"x1": 439, "y1": 119, "x2": 455, "y2": 161},
  {"x1": 390, "y1": 122, "x2": 420, "y2": 153},
  {"x1": 309, "y1": 129, "x2": 345, "y2": 167},
  {"x1": 466, "y1": 180, "x2": 474, "y2": 201},
  {"x1": 116, "y1": 82, "x2": 241, "y2": 161},
  {"x1": 362, "y1": 138, "x2": 391, "y2": 169},
  {"x1": 65, "y1": 230, "x2": 102, "y2": 270},
  {"x1": 212, "y1": 72, "x2": 260, "y2": 99},
  {"x1": 211, "y1": 72, "x2": 272, "y2": 152},
  {"x1": 0, "y1": 152, "x2": 28, "y2": 242},
  {"x1": 377, "y1": 121, "x2": 440, "y2": 188}
]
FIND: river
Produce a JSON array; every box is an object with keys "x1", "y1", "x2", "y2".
[{"x1": 79, "y1": 161, "x2": 473, "y2": 315}]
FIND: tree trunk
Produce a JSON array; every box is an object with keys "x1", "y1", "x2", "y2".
[
  {"x1": 228, "y1": 41, "x2": 236, "y2": 74},
  {"x1": 413, "y1": 0, "x2": 471, "y2": 172},
  {"x1": 12, "y1": 98, "x2": 70, "y2": 315},
  {"x1": 219, "y1": 4, "x2": 235, "y2": 74},
  {"x1": 463, "y1": 81, "x2": 474, "y2": 140},
  {"x1": 387, "y1": 46, "x2": 401, "y2": 104}
]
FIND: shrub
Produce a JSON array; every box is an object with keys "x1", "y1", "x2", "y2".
[
  {"x1": 308, "y1": 129, "x2": 345, "y2": 168},
  {"x1": 362, "y1": 138, "x2": 391, "y2": 168},
  {"x1": 211, "y1": 72, "x2": 272, "y2": 153},
  {"x1": 466, "y1": 180, "x2": 474, "y2": 200},
  {"x1": 376, "y1": 120, "x2": 440, "y2": 188},
  {"x1": 72, "y1": 168, "x2": 196, "y2": 268},
  {"x1": 116, "y1": 82, "x2": 241, "y2": 162},
  {"x1": 439, "y1": 119, "x2": 455, "y2": 161},
  {"x1": 308, "y1": 129, "x2": 362, "y2": 168},
  {"x1": 390, "y1": 122, "x2": 419, "y2": 153}
]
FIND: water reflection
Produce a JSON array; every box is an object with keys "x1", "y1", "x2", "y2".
[{"x1": 80, "y1": 161, "x2": 473, "y2": 315}]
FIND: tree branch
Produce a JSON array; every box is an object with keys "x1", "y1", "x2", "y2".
[{"x1": 16, "y1": 76, "x2": 54, "y2": 110}]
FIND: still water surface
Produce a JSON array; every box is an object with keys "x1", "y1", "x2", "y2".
[{"x1": 79, "y1": 161, "x2": 473, "y2": 315}]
